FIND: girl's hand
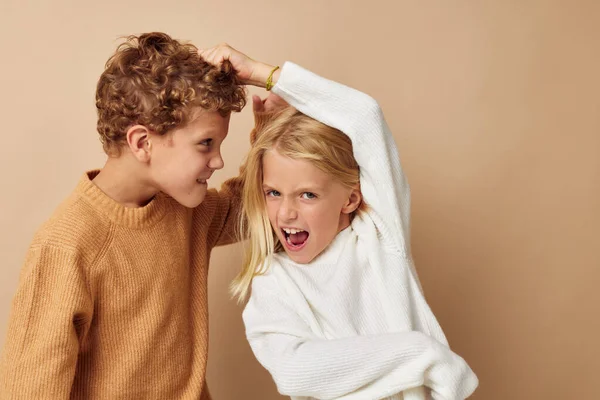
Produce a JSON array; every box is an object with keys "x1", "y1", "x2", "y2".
[
  {"x1": 249, "y1": 93, "x2": 289, "y2": 144},
  {"x1": 251, "y1": 93, "x2": 288, "y2": 113},
  {"x1": 199, "y1": 43, "x2": 280, "y2": 88}
]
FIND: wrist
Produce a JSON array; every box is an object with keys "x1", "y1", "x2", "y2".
[{"x1": 250, "y1": 62, "x2": 280, "y2": 88}]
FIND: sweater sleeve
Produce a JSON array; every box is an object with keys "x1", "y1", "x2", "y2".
[
  {"x1": 242, "y1": 272, "x2": 478, "y2": 400},
  {"x1": 0, "y1": 245, "x2": 93, "y2": 399},
  {"x1": 203, "y1": 174, "x2": 245, "y2": 249},
  {"x1": 272, "y1": 62, "x2": 412, "y2": 256}
]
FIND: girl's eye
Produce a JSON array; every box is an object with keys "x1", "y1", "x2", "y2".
[
  {"x1": 301, "y1": 192, "x2": 317, "y2": 200},
  {"x1": 198, "y1": 139, "x2": 212, "y2": 147},
  {"x1": 266, "y1": 190, "x2": 281, "y2": 197}
]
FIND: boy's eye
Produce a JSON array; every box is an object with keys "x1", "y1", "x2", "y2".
[
  {"x1": 198, "y1": 139, "x2": 212, "y2": 146},
  {"x1": 301, "y1": 192, "x2": 317, "y2": 200},
  {"x1": 265, "y1": 190, "x2": 280, "y2": 197}
]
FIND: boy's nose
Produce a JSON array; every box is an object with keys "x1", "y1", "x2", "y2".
[{"x1": 209, "y1": 153, "x2": 224, "y2": 170}]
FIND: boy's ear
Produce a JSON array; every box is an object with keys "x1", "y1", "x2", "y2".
[
  {"x1": 126, "y1": 125, "x2": 152, "y2": 162},
  {"x1": 341, "y1": 186, "x2": 362, "y2": 214}
]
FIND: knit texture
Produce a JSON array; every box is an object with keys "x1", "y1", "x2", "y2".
[
  {"x1": 242, "y1": 63, "x2": 479, "y2": 400},
  {"x1": 0, "y1": 170, "x2": 242, "y2": 399}
]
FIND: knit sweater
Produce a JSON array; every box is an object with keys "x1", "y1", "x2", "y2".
[
  {"x1": 242, "y1": 63, "x2": 479, "y2": 400},
  {"x1": 0, "y1": 170, "x2": 242, "y2": 399}
]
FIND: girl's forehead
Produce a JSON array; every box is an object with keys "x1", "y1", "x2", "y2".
[
  {"x1": 262, "y1": 151, "x2": 334, "y2": 190},
  {"x1": 263, "y1": 150, "x2": 318, "y2": 174}
]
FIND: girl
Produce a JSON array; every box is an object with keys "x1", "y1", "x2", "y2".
[
  {"x1": 201, "y1": 45, "x2": 478, "y2": 400},
  {"x1": 242, "y1": 62, "x2": 478, "y2": 400}
]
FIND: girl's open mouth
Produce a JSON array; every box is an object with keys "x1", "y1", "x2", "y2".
[{"x1": 281, "y1": 228, "x2": 309, "y2": 250}]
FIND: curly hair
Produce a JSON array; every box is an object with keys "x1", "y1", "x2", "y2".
[{"x1": 95, "y1": 32, "x2": 247, "y2": 156}]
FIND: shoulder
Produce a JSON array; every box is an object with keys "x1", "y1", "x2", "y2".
[
  {"x1": 243, "y1": 257, "x2": 297, "y2": 324},
  {"x1": 250, "y1": 256, "x2": 284, "y2": 290},
  {"x1": 192, "y1": 182, "x2": 238, "y2": 225},
  {"x1": 193, "y1": 188, "x2": 221, "y2": 219},
  {"x1": 29, "y1": 189, "x2": 113, "y2": 265},
  {"x1": 247, "y1": 254, "x2": 301, "y2": 305}
]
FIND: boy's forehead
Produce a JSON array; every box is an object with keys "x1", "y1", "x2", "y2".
[
  {"x1": 187, "y1": 108, "x2": 230, "y2": 134},
  {"x1": 190, "y1": 107, "x2": 230, "y2": 122}
]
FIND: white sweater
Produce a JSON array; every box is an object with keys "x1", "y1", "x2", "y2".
[{"x1": 242, "y1": 62, "x2": 479, "y2": 400}]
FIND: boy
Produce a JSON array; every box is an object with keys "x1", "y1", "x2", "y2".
[{"x1": 0, "y1": 33, "x2": 268, "y2": 399}]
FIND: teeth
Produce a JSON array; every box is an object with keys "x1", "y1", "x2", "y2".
[{"x1": 283, "y1": 228, "x2": 304, "y2": 234}]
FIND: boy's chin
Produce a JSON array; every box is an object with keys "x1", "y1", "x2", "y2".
[{"x1": 172, "y1": 189, "x2": 207, "y2": 209}]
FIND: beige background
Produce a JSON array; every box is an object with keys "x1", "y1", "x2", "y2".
[{"x1": 1, "y1": 0, "x2": 598, "y2": 399}]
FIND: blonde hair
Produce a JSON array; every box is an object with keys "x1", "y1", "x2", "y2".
[{"x1": 231, "y1": 107, "x2": 364, "y2": 302}]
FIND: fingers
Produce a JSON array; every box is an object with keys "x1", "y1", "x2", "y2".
[
  {"x1": 263, "y1": 93, "x2": 289, "y2": 111},
  {"x1": 252, "y1": 95, "x2": 265, "y2": 113},
  {"x1": 198, "y1": 43, "x2": 266, "y2": 86},
  {"x1": 198, "y1": 43, "x2": 231, "y2": 66}
]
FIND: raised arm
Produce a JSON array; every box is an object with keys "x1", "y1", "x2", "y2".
[
  {"x1": 198, "y1": 46, "x2": 411, "y2": 254},
  {"x1": 271, "y1": 62, "x2": 412, "y2": 256}
]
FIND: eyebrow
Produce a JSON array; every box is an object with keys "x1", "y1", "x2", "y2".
[
  {"x1": 262, "y1": 183, "x2": 327, "y2": 193},
  {"x1": 194, "y1": 130, "x2": 217, "y2": 137},
  {"x1": 191, "y1": 131, "x2": 218, "y2": 142}
]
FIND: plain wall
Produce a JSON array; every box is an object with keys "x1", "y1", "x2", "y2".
[{"x1": 1, "y1": 1, "x2": 598, "y2": 399}]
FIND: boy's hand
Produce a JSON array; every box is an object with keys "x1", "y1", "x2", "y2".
[{"x1": 199, "y1": 43, "x2": 280, "y2": 88}]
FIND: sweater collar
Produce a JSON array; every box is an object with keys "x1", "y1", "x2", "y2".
[{"x1": 75, "y1": 170, "x2": 169, "y2": 229}]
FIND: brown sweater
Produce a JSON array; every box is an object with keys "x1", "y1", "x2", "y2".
[{"x1": 0, "y1": 170, "x2": 242, "y2": 399}]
